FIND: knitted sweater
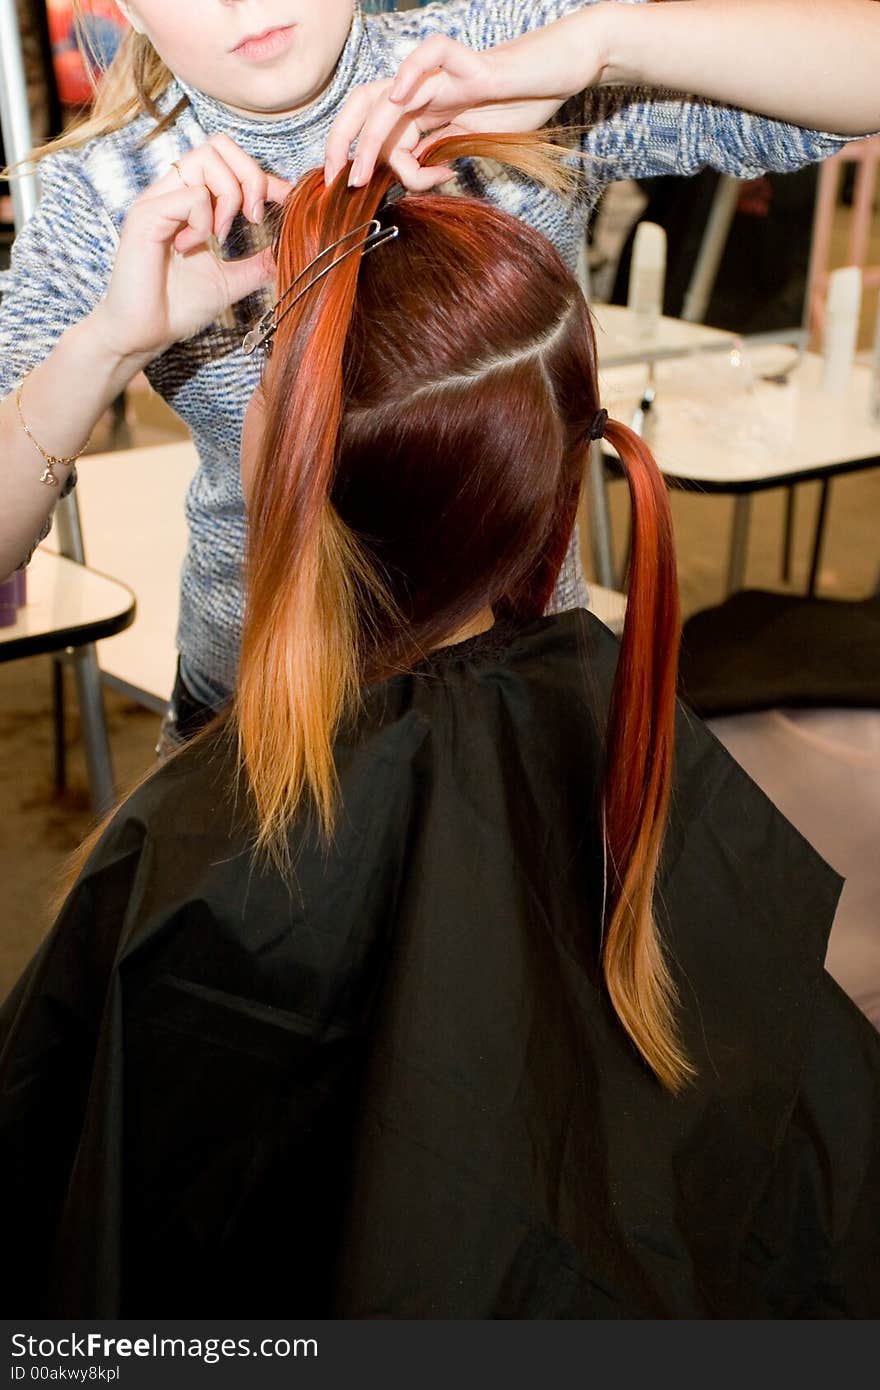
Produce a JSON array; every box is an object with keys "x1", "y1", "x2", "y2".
[{"x1": 0, "y1": 0, "x2": 852, "y2": 705}]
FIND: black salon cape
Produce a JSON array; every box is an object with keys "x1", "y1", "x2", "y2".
[{"x1": 2, "y1": 611, "x2": 879, "y2": 1319}]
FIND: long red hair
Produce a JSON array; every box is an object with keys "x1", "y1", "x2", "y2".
[{"x1": 237, "y1": 133, "x2": 691, "y2": 1090}]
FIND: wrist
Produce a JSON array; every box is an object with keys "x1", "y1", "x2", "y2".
[
  {"x1": 595, "y1": 0, "x2": 640, "y2": 88},
  {"x1": 487, "y1": 7, "x2": 614, "y2": 106},
  {"x1": 80, "y1": 305, "x2": 155, "y2": 382}
]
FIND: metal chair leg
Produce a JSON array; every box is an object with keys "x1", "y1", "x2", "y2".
[
  {"x1": 53, "y1": 481, "x2": 118, "y2": 812},
  {"x1": 681, "y1": 176, "x2": 741, "y2": 324},
  {"x1": 587, "y1": 440, "x2": 617, "y2": 589},
  {"x1": 807, "y1": 478, "x2": 832, "y2": 597},
  {"x1": 781, "y1": 485, "x2": 797, "y2": 583},
  {"x1": 71, "y1": 646, "x2": 116, "y2": 814},
  {"x1": 109, "y1": 391, "x2": 131, "y2": 450},
  {"x1": 52, "y1": 655, "x2": 67, "y2": 794},
  {"x1": 726, "y1": 494, "x2": 753, "y2": 594}
]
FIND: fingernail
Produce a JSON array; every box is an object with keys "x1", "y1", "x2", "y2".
[
  {"x1": 348, "y1": 159, "x2": 364, "y2": 188},
  {"x1": 324, "y1": 162, "x2": 334, "y2": 187},
  {"x1": 389, "y1": 80, "x2": 404, "y2": 101},
  {"x1": 253, "y1": 199, "x2": 266, "y2": 222},
  {"x1": 218, "y1": 216, "x2": 233, "y2": 243}
]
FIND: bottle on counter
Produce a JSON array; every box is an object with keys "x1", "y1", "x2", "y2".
[
  {"x1": 628, "y1": 222, "x2": 666, "y2": 342},
  {"x1": 821, "y1": 265, "x2": 862, "y2": 396}
]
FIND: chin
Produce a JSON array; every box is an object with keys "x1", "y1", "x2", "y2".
[{"x1": 233, "y1": 71, "x2": 323, "y2": 116}]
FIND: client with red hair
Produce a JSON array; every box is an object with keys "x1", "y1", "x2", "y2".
[{"x1": 2, "y1": 135, "x2": 878, "y2": 1319}]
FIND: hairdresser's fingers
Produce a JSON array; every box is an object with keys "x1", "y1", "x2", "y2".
[
  {"x1": 125, "y1": 184, "x2": 217, "y2": 256},
  {"x1": 410, "y1": 96, "x2": 560, "y2": 148},
  {"x1": 153, "y1": 144, "x2": 246, "y2": 242},
  {"x1": 387, "y1": 146, "x2": 455, "y2": 192},
  {"x1": 221, "y1": 245, "x2": 277, "y2": 305},
  {"x1": 151, "y1": 134, "x2": 291, "y2": 228},
  {"x1": 324, "y1": 80, "x2": 390, "y2": 186},
  {"x1": 391, "y1": 119, "x2": 472, "y2": 188},
  {"x1": 387, "y1": 68, "x2": 448, "y2": 121},
  {"x1": 387, "y1": 34, "x2": 490, "y2": 109},
  {"x1": 264, "y1": 172, "x2": 294, "y2": 208},
  {"x1": 105, "y1": 188, "x2": 278, "y2": 359},
  {"x1": 347, "y1": 100, "x2": 422, "y2": 187},
  {"x1": 204, "y1": 133, "x2": 293, "y2": 221}
]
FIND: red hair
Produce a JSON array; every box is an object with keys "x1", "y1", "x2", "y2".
[{"x1": 237, "y1": 133, "x2": 691, "y2": 1089}]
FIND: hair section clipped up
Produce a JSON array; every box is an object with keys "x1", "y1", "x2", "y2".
[{"x1": 236, "y1": 131, "x2": 691, "y2": 1091}]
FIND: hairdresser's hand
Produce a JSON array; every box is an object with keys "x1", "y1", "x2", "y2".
[
  {"x1": 325, "y1": 74, "x2": 461, "y2": 191},
  {"x1": 326, "y1": 19, "x2": 604, "y2": 190},
  {"x1": 92, "y1": 134, "x2": 292, "y2": 362}
]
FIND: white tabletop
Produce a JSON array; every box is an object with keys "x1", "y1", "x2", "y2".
[
  {"x1": 600, "y1": 346, "x2": 880, "y2": 488},
  {"x1": 592, "y1": 304, "x2": 735, "y2": 368},
  {"x1": 42, "y1": 440, "x2": 198, "y2": 710},
  {"x1": 0, "y1": 548, "x2": 134, "y2": 658}
]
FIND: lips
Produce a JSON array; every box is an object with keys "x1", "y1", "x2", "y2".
[{"x1": 232, "y1": 25, "x2": 296, "y2": 62}]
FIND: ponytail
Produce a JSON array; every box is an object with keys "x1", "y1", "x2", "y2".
[{"x1": 600, "y1": 420, "x2": 693, "y2": 1091}]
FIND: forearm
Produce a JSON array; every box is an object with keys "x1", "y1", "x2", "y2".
[
  {"x1": 0, "y1": 313, "x2": 149, "y2": 579},
  {"x1": 599, "y1": 0, "x2": 880, "y2": 136}
]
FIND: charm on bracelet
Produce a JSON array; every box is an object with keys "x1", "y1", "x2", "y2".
[{"x1": 15, "y1": 383, "x2": 85, "y2": 487}]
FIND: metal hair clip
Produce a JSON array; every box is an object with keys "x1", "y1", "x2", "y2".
[{"x1": 242, "y1": 218, "x2": 399, "y2": 356}]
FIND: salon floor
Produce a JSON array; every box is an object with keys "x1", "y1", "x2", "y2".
[{"x1": 2, "y1": 201, "x2": 880, "y2": 995}]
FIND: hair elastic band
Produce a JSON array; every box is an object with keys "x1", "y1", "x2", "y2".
[{"x1": 588, "y1": 408, "x2": 609, "y2": 441}]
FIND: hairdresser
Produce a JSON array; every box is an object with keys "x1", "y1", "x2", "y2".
[{"x1": 1, "y1": 1, "x2": 877, "y2": 745}]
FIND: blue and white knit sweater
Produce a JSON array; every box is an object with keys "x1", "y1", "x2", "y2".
[{"x1": 0, "y1": 0, "x2": 853, "y2": 705}]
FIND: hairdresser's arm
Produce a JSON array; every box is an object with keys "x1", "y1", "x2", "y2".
[
  {"x1": 518, "y1": 0, "x2": 880, "y2": 137},
  {"x1": 0, "y1": 138, "x2": 286, "y2": 580},
  {"x1": 331, "y1": 0, "x2": 879, "y2": 188},
  {"x1": 0, "y1": 322, "x2": 148, "y2": 580},
  {"x1": 0, "y1": 202, "x2": 272, "y2": 579}
]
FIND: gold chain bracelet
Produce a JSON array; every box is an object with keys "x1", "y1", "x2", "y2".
[{"x1": 15, "y1": 383, "x2": 86, "y2": 487}]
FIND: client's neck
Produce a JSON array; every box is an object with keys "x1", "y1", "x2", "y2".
[{"x1": 433, "y1": 606, "x2": 495, "y2": 652}]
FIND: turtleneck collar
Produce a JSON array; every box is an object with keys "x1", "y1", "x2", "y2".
[{"x1": 173, "y1": 5, "x2": 367, "y2": 144}]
